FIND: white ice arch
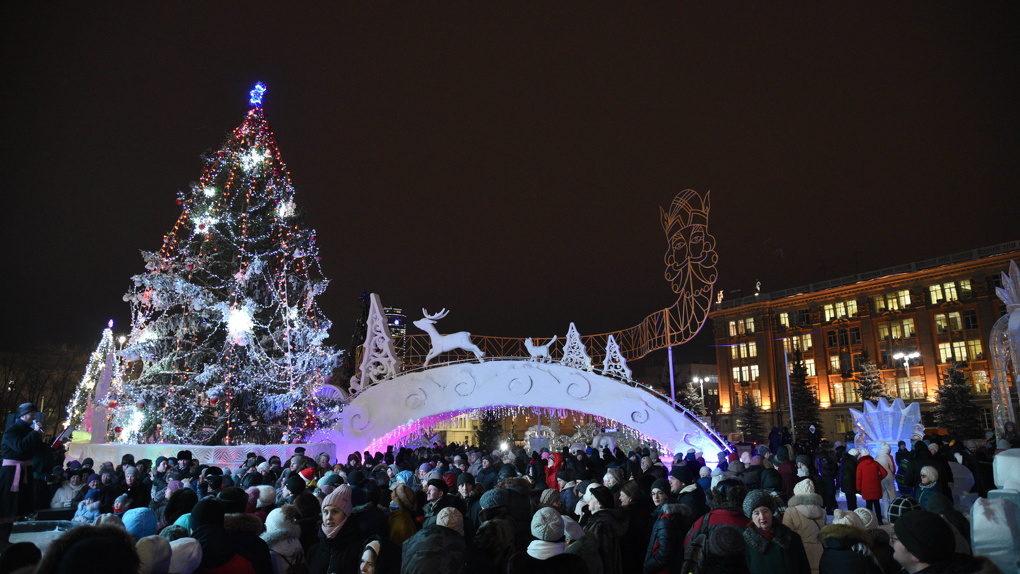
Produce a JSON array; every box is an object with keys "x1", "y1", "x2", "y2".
[{"x1": 319, "y1": 359, "x2": 727, "y2": 457}]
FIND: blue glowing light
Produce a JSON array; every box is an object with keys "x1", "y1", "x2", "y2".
[{"x1": 249, "y1": 82, "x2": 267, "y2": 106}]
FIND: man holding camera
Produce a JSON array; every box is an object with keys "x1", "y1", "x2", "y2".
[{"x1": 1, "y1": 402, "x2": 45, "y2": 522}]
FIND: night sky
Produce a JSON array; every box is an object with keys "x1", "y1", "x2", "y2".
[{"x1": 4, "y1": 4, "x2": 1018, "y2": 357}]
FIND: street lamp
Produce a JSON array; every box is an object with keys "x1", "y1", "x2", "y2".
[
  {"x1": 693, "y1": 377, "x2": 705, "y2": 404},
  {"x1": 893, "y1": 351, "x2": 921, "y2": 398}
]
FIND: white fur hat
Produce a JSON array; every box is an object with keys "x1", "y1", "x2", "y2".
[
  {"x1": 848, "y1": 448, "x2": 860, "y2": 457},
  {"x1": 793, "y1": 478, "x2": 815, "y2": 495}
]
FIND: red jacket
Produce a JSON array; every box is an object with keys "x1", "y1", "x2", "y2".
[
  {"x1": 855, "y1": 455, "x2": 888, "y2": 500},
  {"x1": 544, "y1": 452, "x2": 564, "y2": 490}
]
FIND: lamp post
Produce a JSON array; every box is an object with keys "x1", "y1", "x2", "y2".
[{"x1": 893, "y1": 351, "x2": 921, "y2": 398}]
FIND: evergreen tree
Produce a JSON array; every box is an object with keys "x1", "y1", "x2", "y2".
[
  {"x1": 736, "y1": 392, "x2": 765, "y2": 443},
  {"x1": 112, "y1": 84, "x2": 339, "y2": 445},
  {"x1": 475, "y1": 410, "x2": 503, "y2": 452},
  {"x1": 932, "y1": 362, "x2": 984, "y2": 439},
  {"x1": 788, "y1": 349, "x2": 823, "y2": 439},
  {"x1": 853, "y1": 347, "x2": 889, "y2": 402},
  {"x1": 677, "y1": 382, "x2": 706, "y2": 416}
]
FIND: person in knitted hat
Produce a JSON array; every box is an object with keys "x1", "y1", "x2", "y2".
[
  {"x1": 891, "y1": 509, "x2": 963, "y2": 572},
  {"x1": 401, "y1": 507, "x2": 467, "y2": 574},
  {"x1": 853, "y1": 507, "x2": 878, "y2": 531},
  {"x1": 33, "y1": 524, "x2": 141, "y2": 574},
  {"x1": 73, "y1": 487, "x2": 104, "y2": 524},
  {"x1": 669, "y1": 465, "x2": 708, "y2": 521},
  {"x1": 309, "y1": 484, "x2": 361, "y2": 574},
  {"x1": 539, "y1": 487, "x2": 562, "y2": 511},
  {"x1": 262, "y1": 504, "x2": 305, "y2": 574},
  {"x1": 386, "y1": 483, "x2": 417, "y2": 547},
  {"x1": 742, "y1": 489, "x2": 811, "y2": 574},
  {"x1": 650, "y1": 478, "x2": 670, "y2": 508},
  {"x1": 283, "y1": 474, "x2": 306, "y2": 501},
  {"x1": 582, "y1": 485, "x2": 627, "y2": 573},
  {"x1": 456, "y1": 471, "x2": 482, "y2": 529},
  {"x1": 647, "y1": 479, "x2": 694, "y2": 573},
  {"x1": 504, "y1": 506, "x2": 588, "y2": 572},
  {"x1": 886, "y1": 495, "x2": 921, "y2": 524},
  {"x1": 780, "y1": 476, "x2": 825, "y2": 573},
  {"x1": 470, "y1": 488, "x2": 516, "y2": 572}
]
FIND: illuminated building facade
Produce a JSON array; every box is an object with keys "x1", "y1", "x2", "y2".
[{"x1": 710, "y1": 241, "x2": 1020, "y2": 441}]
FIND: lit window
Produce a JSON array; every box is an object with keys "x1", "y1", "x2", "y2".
[
  {"x1": 805, "y1": 359, "x2": 816, "y2": 377},
  {"x1": 729, "y1": 321, "x2": 738, "y2": 337},
  {"x1": 878, "y1": 323, "x2": 890, "y2": 340},
  {"x1": 801, "y1": 334, "x2": 813, "y2": 351},
  {"x1": 902, "y1": 318, "x2": 916, "y2": 338},
  {"x1": 829, "y1": 355, "x2": 841, "y2": 371},
  {"x1": 779, "y1": 313, "x2": 790, "y2": 328},
  {"x1": 959, "y1": 280, "x2": 973, "y2": 299},
  {"x1": 744, "y1": 317, "x2": 755, "y2": 334},
  {"x1": 731, "y1": 346, "x2": 740, "y2": 360},
  {"x1": 897, "y1": 290, "x2": 912, "y2": 307},
  {"x1": 748, "y1": 342, "x2": 757, "y2": 358},
  {"x1": 935, "y1": 314, "x2": 948, "y2": 333},
  {"x1": 938, "y1": 343, "x2": 953, "y2": 363},
  {"x1": 873, "y1": 295, "x2": 888, "y2": 313},
  {"x1": 929, "y1": 284, "x2": 944, "y2": 304},
  {"x1": 952, "y1": 341, "x2": 967, "y2": 361},
  {"x1": 750, "y1": 365, "x2": 759, "y2": 380},
  {"x1": 967, "y1": 339, "x2": 983, "y2": 360},
  {"x1": 943, "y1": 282, "x2": 958, "y2": 302}
]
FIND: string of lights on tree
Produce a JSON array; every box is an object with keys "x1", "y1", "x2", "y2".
[
  {"x1": 63, "y1": 321, "x2": 118, "y2": 430},
  {"x1": 106, "y1": 83, "x2": 340, "y2": 445}
]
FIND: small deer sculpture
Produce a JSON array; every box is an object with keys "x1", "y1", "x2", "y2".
[{"x1": 413, "y1": 308, "x2": 485, "y2": 366}]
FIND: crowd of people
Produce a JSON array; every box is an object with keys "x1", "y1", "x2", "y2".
[{"x1": 2, "y1": 402, "x2": 1018, "y2": 574}]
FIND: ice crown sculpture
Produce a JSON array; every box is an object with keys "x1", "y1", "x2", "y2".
[{"x1": 849, "y1": 397, "x2": 925, "y2": 452}]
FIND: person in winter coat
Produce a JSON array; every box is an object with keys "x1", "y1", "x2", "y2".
[
  {"x1": 643, "y1": 494, "x2": 690, "y2": 574},
  {"x1": 564, "y1": 515, "x2": 603, "y2": 574},
  {"x1": 507, "y1": 507, "x2": 589, "y2": 574},
  {"x1": 400, "y1": 507, "x2": 466, "y2": 574},
  {"x1": 618, "y1": 480, "x2": 653, "y2": 574},
  {"x1": 72, "y1": 488, "x2": 103, "y2": 524},
  {"x1": 360, "y1": 535, "x2": 402, "y2": 574},
  {"x1": 668, "y1": 467, "x2": 707, "y2": 522},
  {"x1": 925, "y1": 492, "x2": 971, "y2": 554},
  {"x1": 388, "y1": 483, "x2": 418, "y2": 547},
  {"x1": 893, "y1": 441, "x2": 911, "y2": 495},
  {"x1": 261, "y1": 503, "x2": 308, "y2": 574},
  {"x1": 783, "y1": 478, "x2": 826, "y2": 574},
  {"x1": 873, "y1": 443, "x2": 897, "y2": 512},
  {"x1": 815, "y1": 444, "x2": 839, "y2": 515},
  {"x1": 468, "y1": 488, "x2": 516, "y2": 572},
  {"x1": 854, "y1": 449, "x2": 888, "y2": 523},
  {"x1": 914, "y1": 465, "x2": 940, "y2": 510},
  {"x1": 309, "y1": 485, "x2": 364, "y2": 574},
  {"x1": 684, "y1": 478, "x2": 750, "y2": 546},
  {"x1": 544, "y1": 452, "x2": 564, "y2": 490},
  {"x1": 840, "y1": 449, "x2": 859, "y2": 510},
  {"x1": 817, "y1": 512, "x2": 882, "y2": 574},
  {"x1": 583, "y1": 485, "x2": 629, "y2": 574},
  {"x1": 741, "y1": 489, "x2": 811, "y2": 574},
  {"x1": 774, "y1": 446, "x2": 798, "y2": 500}
]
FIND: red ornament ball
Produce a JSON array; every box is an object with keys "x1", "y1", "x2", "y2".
[
  {"x1": 108, "y1": 400, "x2": 118, "y2": 408},
  {"x1": 114, "y1": 426, "x2": 123, "y2": 433},
  {"x1": 137, "y1": 401, "x2": 146, "y2": 409},
  {"x1": 186, "y1": 264, "x2": 194, "y2": 270},
  {"x1": 209, "y1": 397, "x2": 218, "y2": 404},
  {"x1": 176, "y1": 199, "x2": 183, "y2": 205}
]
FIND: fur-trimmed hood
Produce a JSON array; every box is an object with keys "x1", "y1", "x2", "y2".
[
  {"x1": 819, "y1": 523, "x2": 871, "y2": 549},
  {"x1": 223, "y1": 512, "x2": 266, "y2": 536},
  {"x1": 788, "y1": 492, "x2": 823, "y2": 509},
  {"x1": 653, "y1": 502, "x2": 692, "y2": 521}
]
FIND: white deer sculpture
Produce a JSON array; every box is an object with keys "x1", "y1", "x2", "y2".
[{"x1": 413, "y1": 308, "x2": 485, "y2": 366}]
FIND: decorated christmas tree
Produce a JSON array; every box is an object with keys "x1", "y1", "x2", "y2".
[
  {"x1": 853, "y1": 347, "x2": 889, "y2": 402},
  {"x1": 110, "y1": 83, "x2": 339, "y2": 445}
]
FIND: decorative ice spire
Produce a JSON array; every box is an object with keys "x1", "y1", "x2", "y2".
[
  {"x1": 351, "y1": 293, "x2": 401, "y2": 393},
  {"x1": 560, "y1": 322, "x2": 592, "y2": 371},
  {"x1": 249, "y1": 82, "x2": 267, "y2": 107},
  {"x1": 602, "y1": 335, "x2": 632, "y2": 379}
]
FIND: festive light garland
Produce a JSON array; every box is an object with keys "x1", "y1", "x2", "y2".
[{"x1": 107, "y1": 83, "x2": 340, "y2": 445}]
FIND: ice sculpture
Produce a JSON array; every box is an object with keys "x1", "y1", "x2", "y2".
[
  {"x1": 989, "y1": 260, "x2": 1020, "y2": 435},
  {"x1": 849, "y1": 397, "x2": 925, "y2": 453},
  {"x1": 413, "y1": 308, "x2": 485, "y2": 366}
]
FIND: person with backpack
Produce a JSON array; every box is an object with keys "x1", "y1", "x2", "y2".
[{"x1": 742, "y1": 489, "x2": 811, "y2": 574}]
